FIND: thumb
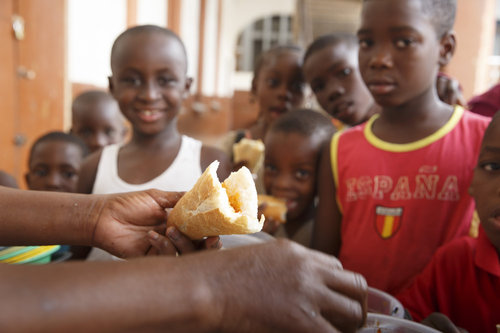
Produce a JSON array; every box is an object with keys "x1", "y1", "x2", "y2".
[{"x1": 146, "y1": 189, "x2": 185, "y2": 209}]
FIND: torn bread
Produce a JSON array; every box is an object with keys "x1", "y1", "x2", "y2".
[
  {"x1": 232, "y1": 138, "x2": 265, "y2": 173},
  {"x1": 258, "y1": 194, "x2": 287, "y2": 224},
  {"x1": 167, "y1": 161, "x2": 265, "y2": 239}
]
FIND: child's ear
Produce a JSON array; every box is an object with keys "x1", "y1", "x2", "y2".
[
  {"x1": 183, "y1": 77, "x2": 193, "y2": 99},
  {"x1": 438, "y1": 31, "x2": 456, "y2": 67}
]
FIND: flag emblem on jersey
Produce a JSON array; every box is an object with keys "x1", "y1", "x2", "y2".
[{"x1": 375, "y1": 206, "x2": 403, "y2": 239}]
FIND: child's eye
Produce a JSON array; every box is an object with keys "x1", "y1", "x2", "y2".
[
  {"x1": 295, "y1": 169, "x2": 311, "y2": 180},
  {"x1": 63, "y1": 171, "x2": 77, "y2": 179},
  {"x1": 105, "y1": 127, "x2": 116, "y2": 137},
  {"x1": 358, "y1": 38, "x2": 372, "y2": 49},
  {"x1": 394, "y1": 38, "x2": 414, "y2": 49},
  {"x1": 77, "y1": 128, "x2": 93, "y2": 138},
  {"x1": 264, "y1": 164, "x2": 277, "y2": 174},
  {"x1": 339, "y1": 67, "x2": 352, "y2": 77},
  {"x1": 121, "y1": 77, "x2": 141, "y2": 86},
  {"x1": 290, "y1": 81, "x2": 305, "y2": 94},
  {"x1": 311, "y1": 82, "x2": 324, "y2": 93},
  {"x1": 266, "y1": 78, "x2": 280, "y2": 88},
  {"x1": 481, "y1": 162, "x2": 500, "y2": 172},
  {"x1": 33, "y1": 169, "x2": 48, "y2": 177},
  {"x1": 157, "y1": 76, "x2": 175, "y2": 87}
]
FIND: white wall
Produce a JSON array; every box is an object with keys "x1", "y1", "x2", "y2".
[
  {"x1": 67, "y1": 0, "x2": 295, "y2": 97},
  {"x1": 137, "y1": 0, "x2": 167, "y2": 26},
  {"x1": 180, "y1": 0, "x2": 200, "y2": 86},
  {"x1": 67, "y1": 0, "x2": 127, "y2": 87}
]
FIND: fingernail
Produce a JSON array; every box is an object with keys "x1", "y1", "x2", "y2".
[
  {"x1": 148, "y1": 230, "x2": 159, "y2": 240},
  {"x1": 167, "y1": 227, "x2": 180, "y2": 241}
]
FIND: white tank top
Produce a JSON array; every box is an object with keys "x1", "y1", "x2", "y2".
[{"x1": 92, "y1": 135, "x2": 202, "y2": 194}]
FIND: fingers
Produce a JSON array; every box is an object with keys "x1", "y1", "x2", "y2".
[
  {"x1": 318, "y1": 273, "x2": 367, "y2": 332},
  {"x1": 166, "y1": 227, "x2": 197, "y2": 254},
  {"x1": 202, "y1": 236, "x2": 222, "y2": 250},
  {"x1": 147, "y1": 230, "x2": 178, "y2": 255},
  {"x1": 146, "y1": 190, "x2": 184, "y2": 209}
]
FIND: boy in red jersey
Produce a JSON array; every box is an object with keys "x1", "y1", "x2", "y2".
[
  {"x1": 312, "y1": 0, "x2": 490, "y2": 295},
  {"x1": 398, "y1": 113, "x2": 500, "y2": 333}
]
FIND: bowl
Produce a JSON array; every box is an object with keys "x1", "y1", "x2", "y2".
[
  {"x1": 358, "y1": 313, "x2": 441, "y2": 333},
  {"x1": 367, "y1": 287, "x2": 405, "y2": 318},
  {"x1": 0, "y1": 245, "x2": 60, "y2": 264}
]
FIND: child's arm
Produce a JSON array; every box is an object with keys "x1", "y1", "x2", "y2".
[
  {"x1": 312, "y1": 142, "x2": 342, "y2": 256},
  {"x1": 201, "y1": 145, "x2": 232, "y2": 181},
  {"x1": 77, "y1": 150, "x2": 103, "y2": 194}
]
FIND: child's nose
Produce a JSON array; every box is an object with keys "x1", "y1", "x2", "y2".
[
  {"x1": 277, "y1": 84, "x2": 293, "y2": 101},
  {"x1": 274, "y1": 173, "x2": 293, "y2": 191},
  {"x1": 368, "y1": 44, "x2": 393, "y2": 69},
  {"x1": 45, "y1": 172, "x2": 64, "y2": 189},
  {"x1": 139, "y1": 81, "x2": 161, "y2": 100}
]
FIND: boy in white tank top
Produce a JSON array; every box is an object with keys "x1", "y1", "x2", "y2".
[{"x1": 77, "y1": 25, "x2": 231, "y2": 260}]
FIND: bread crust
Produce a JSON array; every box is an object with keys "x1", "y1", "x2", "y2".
[
  {"x1": 258, "y1": 194, "x2": 287, "y2": 224},
  {"x1": 168, "y1": 161, "x2": 264, "y2": 239}
]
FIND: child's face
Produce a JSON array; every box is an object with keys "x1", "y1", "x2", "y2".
[
  {"x1": 25, "y1": 141, "x2": 83, "y2": 193},
  {"x1": 252, "y1": 52, "x2": 305, "y2": 125},
  {"x1": 109, "y1": 32, "x2": 191, "y2": 136},
  {"x1": 357, "y1": 0, "x2": 443, "y2": 108},
  {"x1": 304, "y1": 43, "x2": 374, "y2": 126},
  {"x1": 469, "y1": 121, "x2": 500, "y2": 254},
  {"x1": 72, "y1": 99, "x2": 125, "y2": 153},
  {"x1": 264, "y1": 131, "x2": 318, "y2": 222}
]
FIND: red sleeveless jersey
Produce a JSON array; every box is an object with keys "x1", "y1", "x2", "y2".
[{"x1": 332, "y1": 106, "x2": 490, "y2": 294}]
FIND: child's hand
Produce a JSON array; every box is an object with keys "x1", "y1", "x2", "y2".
[
  {"x1": 232, "y1": 160, "x2": 250, "y2": 172},
  {"x1": 259, "y1": 203, "x2": 281, "y2": 235},
  {"x1": 436, "y1": 74, "x2": 466, "y2": 106},
  {"x1": 421, "y1": 313, "x2": 467, "y2": 333},
  {"x1": 147, "y1": 227, "x2": 222, "y2": 256}
]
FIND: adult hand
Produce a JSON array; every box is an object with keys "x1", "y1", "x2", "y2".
[
  {"x1": 147, "y1": 227, "x2": 221, "y2": 255},
  {"x1": 91, "y1": 189, "x2": 183, "y2": 258},
  {"x1": 198, "y1": 239, "x2": 367, "y2": 333}
]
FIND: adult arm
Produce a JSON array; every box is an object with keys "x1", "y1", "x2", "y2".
[
  {"x1": 0, "y1": 186, "x2": 181, "y2": 257},
  {"x1": 312, "y1": 142, "x2": 342, "y2": 256},
  {"x1": 0, "y1": 240, "x2": 366, "y2": 333}
]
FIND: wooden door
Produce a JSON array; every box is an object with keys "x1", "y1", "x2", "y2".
[{"x1": 0, "y1": 0, "x2": 66, "y2": 187}]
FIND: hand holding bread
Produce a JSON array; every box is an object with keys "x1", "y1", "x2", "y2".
[{"x1": 167, "y1": 161, "x2": 264, "y2": 239}]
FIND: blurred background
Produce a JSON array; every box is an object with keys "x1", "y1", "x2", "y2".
[{"x1": 1, "y1": 0, "x2": 499, "y2": 185}]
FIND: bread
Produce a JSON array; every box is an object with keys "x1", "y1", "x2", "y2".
[
  {"x1": 167, "y1": 161, "x2": 265, "y2": 239},
  {"x1": 258, "y1": 194, "x2": 287, "y2": 224},
  {"x1": 232, "y1": 138, "x2": 265, "y2": 173}
]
